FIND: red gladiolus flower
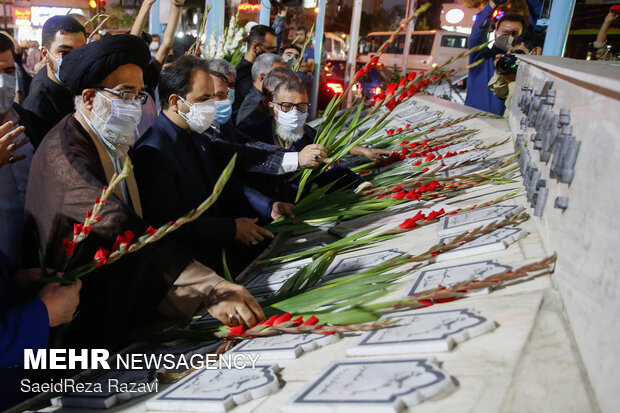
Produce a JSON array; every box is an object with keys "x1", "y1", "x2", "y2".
[
  {"x1": 145, "y1": 226, "x2": 157, "y2": 236},
  {"x1": 370, "y1": 56, "x2": 380, "y2": 65},
  {"x1": 273, "y1": 312, "x2": 292, "y2": 325},
  {"x1": 263, "y1": 315, "x2": 279, "y2": 326},
  {"x1": 392, "y1": 190, "x2": 407, "y2": 199},
  {"x1": 425, "y1": 208, "x2": 445, "y2": 221},
  {"x1": 405, "y1": 123, "x2": 411, "y2": 129},
  {"x1": 292, "y1": 316, "x2": 304, "y2": 325},
  {"x1": 399, "y1": 219, "x2": 417, "y2": 229},
  {"x1": 82, "y1": 226, "x2": 92, "y2": 235},
  {"x1": 73, "y1": 223, "x2": 83, "y2": 236},
  {"x1": 398, "y1": 78, "x2": 407, "y2": 88},
  {"x1": 302, "y1": 315, "x2": 320, "y2": 326},
  {"x1": 396, "y1": 127, "x2": 403, "y2": 133},
  {"x1": 385, "y1": 98, "x2": 397, "y2": 111},
  {"x1": 377, "y1": 194, "x2": 386, "y2": 199},
  {"x1": 413, "y1": 161, "x2": 422, "y2": 166},
  {"x1": 448, "y1": 208, "x2": 462, "y2": 215},
  {"x1": 400, "y1": 141, "x2": 409, "y2": 146},
  {"x1": 386, "y1": 82, "x2": 398, "y2": 96},
  {"x1": 432, "y1": 75, "x2": 438, "y2": 82},
  {"x1": 354, "y1": 68, "x2": 366, "y2": 81},
  {"x1": 94, "y1": 248, "x2": 109, "y2": 267},
  {"x1": 85, "y1": 209, "x2": 93, "y2": 219},
  {"x1": 424, "y1": 154, "x2": 436, "y2": 162},
  {"x1": 94, "y1": 216, "x2": 102, "y2": 222},
  {"x1": 386, "y1": 129, "x2": 395, "y2": 135},
  {"x1": 228, "y1": 325, "x2": 246, "y2": 335},
  {"x1": 422, "y1": 167, "x2": 429, "y2": 172},
  {"x1": 407, "y1": 71, "x2": 416, "y2": 81},
  {"x1": 405, "y1": 191, "x2": 420, "y2": 200},
  {"x1": 62, "y1": 239, "x2": 76, "y2": 257},
  {"x1": 391, "y1": 185, "x2": 404, "y2": 193}
]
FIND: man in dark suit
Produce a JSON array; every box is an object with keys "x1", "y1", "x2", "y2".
[
  {"x1": 133, "y1": 56, "x2": 295, "y2": 276},
  {"x1": 238, "y1": 78, "x2": 368, "y2": 202}
]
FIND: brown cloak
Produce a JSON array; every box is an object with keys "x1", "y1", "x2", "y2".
[{"x1": 23, "y1": 115, "x2": 195, "y2": 350}]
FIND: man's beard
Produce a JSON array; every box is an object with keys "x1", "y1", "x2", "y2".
[
  {"x1": 275, "y1": 121, "x2": 304, "y2": 144},
  {"x1": 90, "y1": 93, "x2": 136, "y2": 149}
]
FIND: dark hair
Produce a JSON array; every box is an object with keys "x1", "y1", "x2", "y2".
[
  {"x1": 512, "y1": 30, "x2": 545, "y2": 52},
  {"x1": 497, "y1": 13, "x2": 526, "y2": 31},
  {"x1": 172, "y1": 34, "x2": 196, "y2": 59},
  {"x1": 42, "y1": 16, "x2": 86, "y2": 49},
  {"x1": 263, "y1": 67, "x2": 298, "y2": 98},
  {"x1": 296, "y1": 25, "x2": 309, "y2": 34},
  {"x1": 158, "y1": 55, "x2": 212, "y2": 109},
  {"x1": 247, "y1": 25, "x2": 276, "y2": 46},
  {"x1": 0, "y1": 33, "x2": 15, "y2": 55},
  {"x1": 280, "y1": 44, "x2": 301, "y2": 55},
  {"x1": 273, "y1": 78, "x2": 307, "y2": 101},
  {"x1": 126, "y1": 30, "x2": 153, "y2": 45}
]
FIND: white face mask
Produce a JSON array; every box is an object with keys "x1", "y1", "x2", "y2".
[
  {"x1": 90, "y1": 92, "x2": 142, "y2": 149},
  {"x1": 494, "y1": 34, "x2": 515, "y2": 53},
  {"x1": 274, "y1": 106, "x2": 307, "y2": 143},
  {"x1": 149, "y1": 41, "x2": 160, "y2": 51},
  {"x1": 0, "y1": 73, "x2": 16, "y2": 114},
  {"x1": 49, "y1": 51, "x2": 62, "y2": 82},
  {"x1": 178, "y1": 96, "x2": 216, "y2": 133}
]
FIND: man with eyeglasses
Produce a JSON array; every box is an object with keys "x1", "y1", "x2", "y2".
[
  {"x1": 24, "y1": 35, "x2": 265, "y2": 350},
  {"x1": 23, "y1": 16, "x2": 86, "y2": 146},
  {"x1": 239, "y1": 79, "x2": 367, "y2": 202},
  {"x1": 233, "y1": 25, "x2": 278, "y2": 116}
]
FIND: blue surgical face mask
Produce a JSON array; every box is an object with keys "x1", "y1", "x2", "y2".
[
  {"x1": 213, "y1": 99, "x2": 233, "y2": 126},
  {"x1": 227, "y1": 88, "x2": 235, "y2": 102}
]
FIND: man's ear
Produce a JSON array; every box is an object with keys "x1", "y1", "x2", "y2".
[
  {"x1": 169, "y1": 94, "x2": 181, "y2": 112},
  {"x1": 258, "y1": 73, "x2": 266, "y2": 83},
  {"x1": 40, "y1": 46, "x2": 50, "y2": 63},
  {"x1": 268, "y1": 101, "x2": 275, "y2": 109},
  {"x1": 81, "y1": 89, "x2": 96, "y2": 111}
]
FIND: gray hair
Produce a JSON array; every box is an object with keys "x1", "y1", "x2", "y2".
[
  {"x1": 263, "y1": 67, "x2": 298, "y2": 98},
  {"x1": 208, "y1": 59, "x2": 236, "y2": 78},
  {"x1": 273, "y1": 78, "x2": 307, "y2": 101},
  {"x1": 251, "y1": 53, "x2": 284, "y2": 82}
]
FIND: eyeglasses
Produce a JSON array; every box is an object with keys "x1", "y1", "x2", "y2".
[
  {"x1": 275, "y1": 101, "x2": 310, "y2": 113},
  {"x1": 257, "y1": 43, "x2": 278, "y2": 52},
  {"x1": 101, "y1": 88, "x2": 149, "y2": 105}
]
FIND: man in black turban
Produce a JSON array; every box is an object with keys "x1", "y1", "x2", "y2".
[{"x1": 24, "y1": 34, "x2": 265, "y2": 350}]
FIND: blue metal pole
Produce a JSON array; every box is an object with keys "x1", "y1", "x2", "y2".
[
  {"x1": 542, "y1": 0, "x2": 576, "y2": 56},
  {"x1": 259, "y1": 0, "x2": 271, "y2": 25},
  {"x1": 310, "y1": 0, "x2": 326, "y2": 120},
  {"x1": 205, "y1": 0, "x2": 225, "y2": 41}
]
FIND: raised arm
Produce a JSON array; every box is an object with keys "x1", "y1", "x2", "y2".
[
  {"x1": 130, "y1": 0, "x2": 157, "y2": 37},
  {"x1": 155, "y1": 0, "x2": 186, "y2": 64},
  {"x1": 468, "y1": 3, "x2": 495, "y2": 63},
  {"x1": 597, "y1": 12, "x2": 617, "y2": 45}
]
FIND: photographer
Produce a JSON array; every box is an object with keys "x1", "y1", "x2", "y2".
[
  {"x1": 464, "y1": 0, "x2": 543, "y2": 115},
  {"x1": 488, "y1": 30, "x2": 545, "y2": 117}
]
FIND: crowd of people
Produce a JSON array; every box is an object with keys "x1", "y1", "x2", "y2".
[
  {"x1": 0, "y1": 1, "x2": 616, "y2": 409},
  {"x1": 0, "y1": 4, "x2": 391, "y2": 408}
]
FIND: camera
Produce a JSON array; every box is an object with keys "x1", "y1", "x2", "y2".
[{"x1": 495, "y1": 50, "x2": 525, "y2": 75}]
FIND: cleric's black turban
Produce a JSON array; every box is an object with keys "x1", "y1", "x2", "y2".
[{"x1": 59, "y1": 34, "x2": 151, "y2": 96}]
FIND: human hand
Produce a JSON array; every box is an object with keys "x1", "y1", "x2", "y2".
[
  {"x1": 206, "y1": 280, "x2": 265, "y2": 327},
  {"x1": 489, "y1": 1, "x2": 497, "y2": 9},
  {"x1": 277, "y1": 6, "x2": 288, "y2": 17},
  {"x1": 270, "y1": 201, "x2": 295, "y2": 220},
  {"x1": 0, "y1": 121, "x2": 28, "y2": 168},
  {"x1": 298, "y1": 144, "x2": 332, "y2": 169},
  {"x1": 606, "y1": 12, "x2": 618, "y2": 23},
  {"x1": 38, "y1": 280, "x2": 81, "y2": 327},
  {"x1": 235, "y1": 217, "x2": 274, "y2": 246},
  {"x1": 351, "y1": 145, "x2": 391, "y2": 160}
]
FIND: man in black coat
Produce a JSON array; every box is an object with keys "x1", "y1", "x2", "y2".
[{"x1": 23, "y1": 16, "x2": 86, "y2": 145}]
